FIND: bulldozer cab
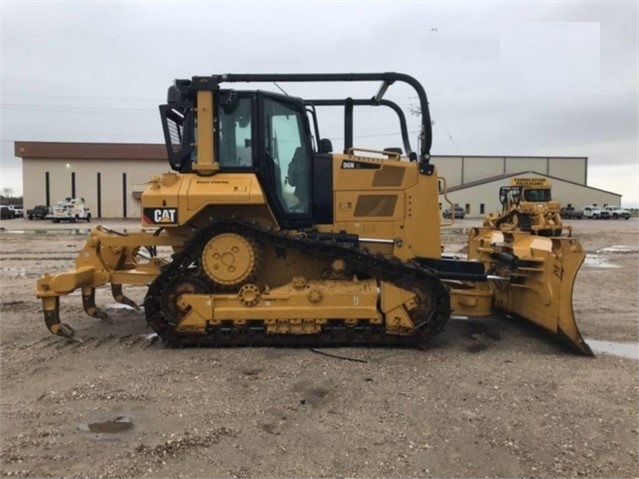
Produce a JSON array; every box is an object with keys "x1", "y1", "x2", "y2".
[
  {"x1": 161, "y1": 88, "x2": 317, "y2": 226},
  {"x1": 158, "y1": 73, "x2": 433, "y2": 230}
]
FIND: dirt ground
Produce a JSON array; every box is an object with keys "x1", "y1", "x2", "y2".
[{"x1": 1, "y1": 218, "x2": 638, "y2": 478}]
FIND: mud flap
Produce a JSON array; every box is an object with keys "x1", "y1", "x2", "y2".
[{"x1": 470, "y1": 229, "x2": 593, "y2": 356}]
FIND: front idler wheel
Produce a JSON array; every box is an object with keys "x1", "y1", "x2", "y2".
[
  {"x1": 160, "y1": 276, "x2": 211, "y2": 326},
  {"x1": 395, "y1": 279, "x2": 435, "y2": 329}
]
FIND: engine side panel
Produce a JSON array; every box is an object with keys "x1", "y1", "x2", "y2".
[
  {"x1": 141, "y1": 172, "x2": 269, "y2": 227},
  {"x1": 318, "y1": 154, "x2": 441, "y2": 260}
]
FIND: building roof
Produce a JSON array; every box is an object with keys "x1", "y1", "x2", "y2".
[
  {"x1": 14, "y1": 141, "x2": 168, "y2": 160},
  {"x1": 447, "y1": 170, "x2": 621, "y2": 197}
]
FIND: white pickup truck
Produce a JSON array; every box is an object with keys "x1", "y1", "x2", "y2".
[
  {"x1": 603, "y1": 205, "x2": 631, "y2": 220},
  {"x1": 8, "y1": 205, "x2": 24, "y2": 218},
  {"x1": 583, "y1": 205, "x2": 610, "y2": 219}
]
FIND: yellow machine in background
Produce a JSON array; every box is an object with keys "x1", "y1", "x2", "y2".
[
  {"x1": 36, "y1": 73, "x2": 591, "y2": 355},
  {"x1": 483, "y1": 177, "x2": 568, "y2": 237}
]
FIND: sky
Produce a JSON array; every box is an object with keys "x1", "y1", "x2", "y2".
[{"x1": 1, "y1": 1, "x2": 637, "y2": 206}]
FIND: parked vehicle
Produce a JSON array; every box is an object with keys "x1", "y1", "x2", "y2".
[
  {"x1": 442, "y1": 206, "x2": 466, "y2": 219},
  {"x1": 27, "y1": 205, "x2": 52, "y2": 220},
  {"x1": 560, "y1": 205, "x2": 583, "y2": 219},
  {"x1": 583, "y1": 206, "x2": 610, "y2": 219},
  {"x1": 8, "y1": 205, "x2": 24, "y2": 218},
  {"x1": 47, "y1": 198, "x2": 91, "y2": 223},
  {"x1": 0, "y1": 206, "x2": 13, "y2": 219},
  {"x1": 603, "y1": 205, "x2": 631, "y2": 220}
]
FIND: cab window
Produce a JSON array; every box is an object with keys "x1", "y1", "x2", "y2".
[
  {"x1": 218, "y1": 97, "x2": 253, "y2": 167},
  {"x1": 523, "y1": 188, "x2": 551, "y2": 201}
]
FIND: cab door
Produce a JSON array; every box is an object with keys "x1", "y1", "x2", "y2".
[{"x1": 257, "y1": 92, "x2": 314, "y2": 228}]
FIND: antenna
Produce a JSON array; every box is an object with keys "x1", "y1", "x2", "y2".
[{"x1": 273, "y1": 82, "x2": 289, "y2": 96}]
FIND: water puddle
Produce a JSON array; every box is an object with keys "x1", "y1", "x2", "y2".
[
  {"x1": 587, "y1": 339, "x2": 639, "y2": 360},
  {"x1": 583, "y1": 254, "x2": 619, "y2": 268},
  {"x1": 585, "y1": 244, "x2": 638, "y2": 268},
  {"x1": 597, "y1": 245, "x2": 639, "y2": 254},
  {"x1": 78, "y1": 416, "x2": 134, "y2": 436},
  {"x1": 89, "y1": 417, "x2": 134, "y2": 433},
  {"x1": 1, "y1": 229, "x2": 90, "y2": 235}
]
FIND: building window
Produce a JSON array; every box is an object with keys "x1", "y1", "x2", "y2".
[
  {"x1": 480, "y1": 203, "x2": 485, "y2": 214},
  {"x1": 465, "y1": 203, "x2": 470, "y2": 214}
]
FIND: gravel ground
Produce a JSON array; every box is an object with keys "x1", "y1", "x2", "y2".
[{"x1": 1, "y1": 217, "x2": 638, "y2": 478}]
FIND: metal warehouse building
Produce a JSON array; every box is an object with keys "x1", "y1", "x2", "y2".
[
  {"x1": 434, "y1": 154, "x2": 621, "y2": 217},
  {"x1": 15, "y1": 142, "x2": 622, "y2": 219},
  {"x1": 443, "y1": 170, "x2": 621, "y2": 218}
]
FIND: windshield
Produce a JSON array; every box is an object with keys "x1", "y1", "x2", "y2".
[{"x1": 523, "y1": 188, "x2": 551, "y2": 202}]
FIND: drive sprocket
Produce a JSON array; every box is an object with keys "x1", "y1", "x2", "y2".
[{"x1": 201, "y1": 232, "x2": 259, "y2": 286}]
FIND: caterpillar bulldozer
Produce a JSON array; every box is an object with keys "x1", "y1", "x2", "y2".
[
  {"x1": 483, "y1": 177, "x2": 569, "y2": 237},
  {"x1": 36, "y1": 73, "x2": 592, "y2": 355}
]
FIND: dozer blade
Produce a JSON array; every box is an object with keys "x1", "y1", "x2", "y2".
[{"x1": 469, "y1": 228, "x2": 593, "y2": 356}]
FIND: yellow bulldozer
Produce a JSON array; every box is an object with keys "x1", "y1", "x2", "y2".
[
  {"x1": 36, "y1": 73, "x2": 591, "y2": 355},
  {"x1": 482, "y1": 177, "x2": 568, "y2": 237}
]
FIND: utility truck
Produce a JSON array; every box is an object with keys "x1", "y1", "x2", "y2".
[{"x1": 47, "y1": 198, "x2": 91, "y2": 223}]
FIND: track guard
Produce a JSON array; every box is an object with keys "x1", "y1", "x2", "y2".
[{"x1": 469, "y1": 228, "x2": 593, "y2": 356}]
